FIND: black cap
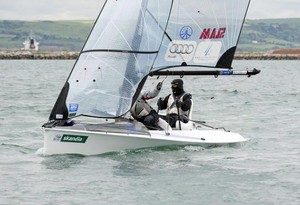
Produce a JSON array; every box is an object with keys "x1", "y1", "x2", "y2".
[{"x1": 171, "y1": 79, "x2": 183, "y2": 89}]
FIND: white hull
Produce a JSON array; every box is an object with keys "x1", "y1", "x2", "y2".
[{"x1": 40, "y1": 120, "x2": 248, "y2": 156}]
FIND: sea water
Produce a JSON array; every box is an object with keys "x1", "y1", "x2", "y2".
[{"x1": 0, "y1": 60, "x2": 299, "y2": 205}]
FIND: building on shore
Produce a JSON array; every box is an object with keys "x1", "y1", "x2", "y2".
[{"x1": 22, "y1": 33, "x2": 39, "y2": 51}]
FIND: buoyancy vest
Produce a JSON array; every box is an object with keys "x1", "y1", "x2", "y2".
[
  {"x1": 131, "y1": 100, "x2": 152, "y2": 119},
  {"x1": 130, "y1": 83, "x2": 161, "y2": 119},
  {"x1": 167, "y1": 93, "x2": 189, "y2": 117}
]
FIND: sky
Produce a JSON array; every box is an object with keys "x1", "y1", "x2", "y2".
[{"x1": 0, "y1": 0, "x2": 299, "y2": 21}]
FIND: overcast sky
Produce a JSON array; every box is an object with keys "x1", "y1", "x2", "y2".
[{"x1": 0, "y1": 0, "x2": 299, "y2": 21}]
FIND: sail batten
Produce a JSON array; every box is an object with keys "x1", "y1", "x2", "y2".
[
  {"x1": 81, "y1": 49, "x2": 159, "y2": 54},
  {"x1": 49, "y1": 0, "x2": 251, "y2": 121}
]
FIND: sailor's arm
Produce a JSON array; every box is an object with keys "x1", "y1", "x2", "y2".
[
  {"x1": 180, "y1": 93, "x2": 192, "y2": 111},
  {"x1": 141, "y1": 82, "x2": 163, "y2": 100}
]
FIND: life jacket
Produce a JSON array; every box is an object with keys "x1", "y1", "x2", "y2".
[
  {"x1": 167, "y1": 93, "x2": 189, "y2": 117},
  {"x1": 130, "y1": 100, "x2": 152, "y2": 119},
  {"x1": 130, "y1": 84, "x2": 161, "y2": 119}
]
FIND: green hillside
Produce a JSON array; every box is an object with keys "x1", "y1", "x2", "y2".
[
  {"x1": 238, "y1": 18, "x2": 300, "y2": 51},
  {"x1": 0, "y1": 20, "x2": 92, "y2": 51},
  {"x1": 1, "y1": 18, "x2": 300, "y2": 52}
]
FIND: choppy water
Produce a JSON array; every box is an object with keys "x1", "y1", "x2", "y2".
[{"x1": 0, "y1": 60, "x2": 299, "y2": 205}]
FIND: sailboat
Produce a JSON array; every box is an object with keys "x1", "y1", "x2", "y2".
[{"x1": 40, "y1": 0, "x2": 260, "y2": 156}]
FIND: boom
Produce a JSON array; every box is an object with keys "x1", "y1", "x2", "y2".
[{"x1": 150, "y1": 68, "x2": 260, "y2": 77}]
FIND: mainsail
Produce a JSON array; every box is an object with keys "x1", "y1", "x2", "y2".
[{"x1": 49, "y1": 0, "x2": 251, "y2": 121}]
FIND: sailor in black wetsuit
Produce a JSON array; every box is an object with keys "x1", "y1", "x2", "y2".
[{"x1": 157, "y1": 79, "x2": 192, "y2": 127}]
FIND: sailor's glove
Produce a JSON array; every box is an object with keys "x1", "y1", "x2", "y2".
[
  {"x1": 156, "y1": 82, "x2": 163, "y2": 90},
  {"x1": 176, "y1": 100, "x2": 183, "y2": 108},
  {"x1": 157, "y1": 98, "x2": 163, "y2": 108}
]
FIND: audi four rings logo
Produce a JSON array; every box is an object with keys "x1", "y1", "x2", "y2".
[{"x1": 169, "y1": 44, "x2": 195, "y2": 54}]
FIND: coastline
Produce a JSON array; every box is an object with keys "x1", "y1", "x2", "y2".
[
  {"x1": 0, "y1": 50, "x2": 300, "y2": 60},
  {"x1": 234, "y1": 52, "x2": 300, "y2": 60},
  {"x1": 0, "y1": 51, "x2": 78, "y2": 60}
]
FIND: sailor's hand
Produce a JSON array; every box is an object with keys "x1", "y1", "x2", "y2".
[
  {"x1": 157, "y1": 97, "x2": 163, "y2": 107},
  {"x1": 156, "y1": 82, "x2": 163, "y2": 90},
  {"x1": 176, "y1": 100, "x2": 183, "y2": 108}
]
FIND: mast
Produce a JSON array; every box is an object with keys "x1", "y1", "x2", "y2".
[{"x1": 117, "y1": 0, "x2": 149, "y2": 116}]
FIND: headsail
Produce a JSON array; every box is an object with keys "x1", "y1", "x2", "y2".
[{"x1": 49, "y1": 0, "x2": 251, "y2": 121}]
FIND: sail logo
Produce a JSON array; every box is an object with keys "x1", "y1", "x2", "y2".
[
  {"x1": 199, "y1": 27, "x2": 226, "y2": 39},
  {"x1": 180, "y1": 26, "x2": 193, "y2": 40},
  {"x1": 193, "y1": 41, "x2": 222, "y2": 64},
  {"x1": 69, "y1": 103, "x2": 78, "y2": 112},
  {"x1": 204, "y1": 44, "x2": 213, "y2": 56},
  {"x1": 61, "y1": 134, "x2": 88, "y2": 143},
  {"x1": 165, "y1": 40, "x2": 197, "y2": 62},
  {"x1": 169, "y1": 44, "x2": 195, "y2": 54}
]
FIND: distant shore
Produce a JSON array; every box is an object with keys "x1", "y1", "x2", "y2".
[
  {"x1": 0, "y1": 51, "x2": 78, "y2": 60},
  {"x1": 234, "y1": 51, "x2": 300, "y2": 60},
  {"x1": 0, "y1": 50, "x2": 300, "y2": 60}
]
